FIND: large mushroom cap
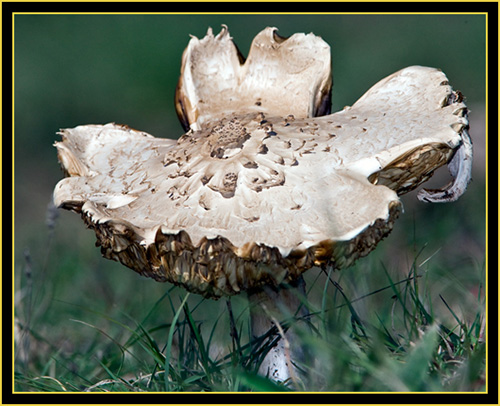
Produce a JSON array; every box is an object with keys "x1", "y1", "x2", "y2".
[{"x1": 53, "y1": 27, "x2": 472, "y2": 298}]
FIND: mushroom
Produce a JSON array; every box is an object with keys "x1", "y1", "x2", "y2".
[{"x1": 53, "y1": 26, "x2": 472, "y2": 383}]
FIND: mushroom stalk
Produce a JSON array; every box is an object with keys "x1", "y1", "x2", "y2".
[{"x1": 247, "y1": 274, "x2": 309, "y2": 383}]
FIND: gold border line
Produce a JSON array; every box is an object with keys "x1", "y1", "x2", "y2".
[{"x1": 10, "y1": 10, "x2": 489, "y2": 397}]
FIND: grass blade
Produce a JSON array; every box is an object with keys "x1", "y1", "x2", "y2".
[{"x1": 164, "y1": 292, "x2": 190, "y2": 391}]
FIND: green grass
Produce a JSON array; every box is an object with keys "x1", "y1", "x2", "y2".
[{"x1": 14, "y1": 209, "x2": 486, "y2": 393}]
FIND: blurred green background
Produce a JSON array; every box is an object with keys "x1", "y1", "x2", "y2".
[{"x1": 14, "y1": 13, "x2": 486, "y2": 389}]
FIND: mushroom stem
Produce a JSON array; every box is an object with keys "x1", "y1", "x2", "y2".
[{"x1": 247, "y1": 274, "x2": 309, "y2": 383}]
